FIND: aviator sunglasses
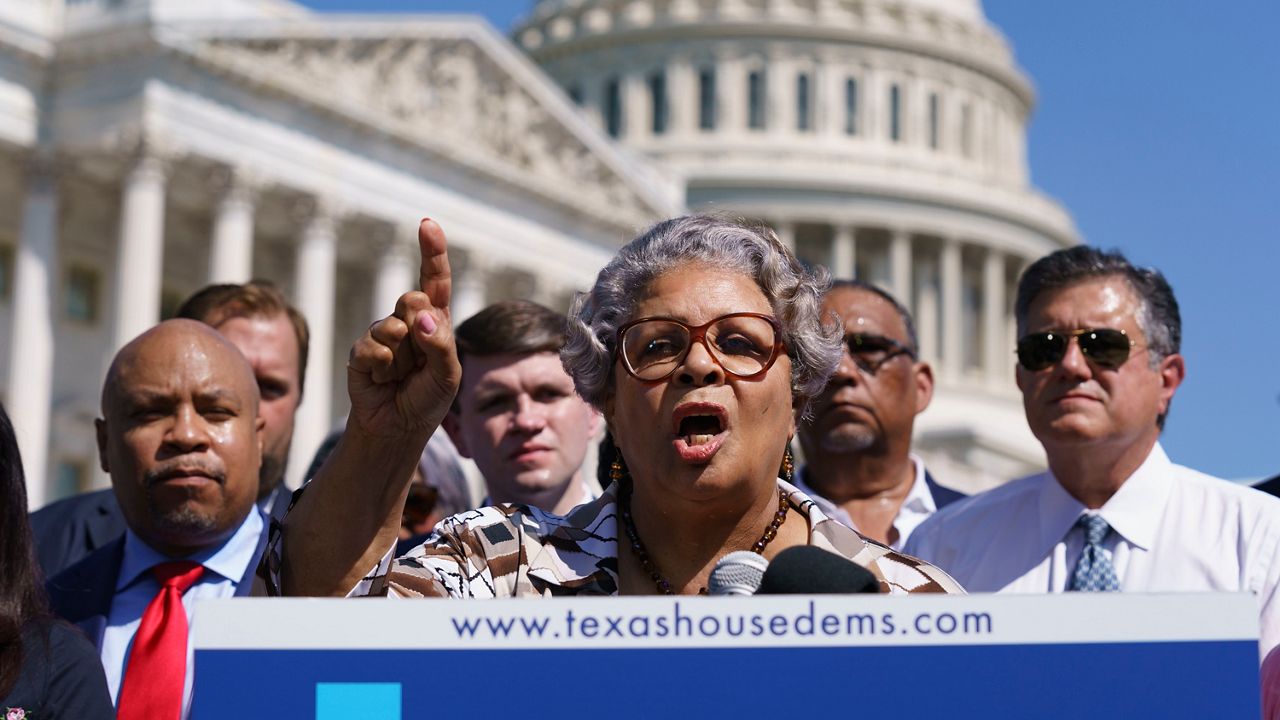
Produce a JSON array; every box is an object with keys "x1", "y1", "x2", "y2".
[{"x1": 1015, "y1": 328, "x2": 1137, "y2": 372}]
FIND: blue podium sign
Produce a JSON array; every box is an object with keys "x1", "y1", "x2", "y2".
[{"x1": 191, "y1": 593, "x2": 1260, "y2": 718}]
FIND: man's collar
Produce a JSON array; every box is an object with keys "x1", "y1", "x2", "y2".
[
  {"x1": 1091, "y1": 443, "x2": 1172, "y2": 551},
  {"x1": 117, "y1": 509, "x2": 265, "y2": 592},
  {"x1": 900, "y1": 454, "x2": 935, "y2": 513},
  {"x1": 1037, "y1": 442, "x2": 1171, "y2": 553}
]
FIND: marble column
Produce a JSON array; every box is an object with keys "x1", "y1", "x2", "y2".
[
  {"x1": 769, "y1": 57, "x2": 794, "y2": 135},
  {"x1": 623, "y1": 71, "x2": 649, "y2": 141},
  {"x1": 111, "y1": 146, "x2": 168, "y2": 351},
  {"x1": 7, "y1": 153, "x2": 58, "y2": 508},
  {"x1": 577, "y1": 72, "x2": 604, "y2": 129},
  {"x1": 983, "y1": 248, "x2": 1006, "y2": 384},
  {"x1": 667, "y1": 55, "x2": 696, "y2": 137},
  {"x1": 371, "y1": 224, "x2": 415, "y2": 323},
  {"x1": 818, "y1": 57, "x2": 844, "y2": 138},
  {"x1": 889, "y1": 229, "x2": 912, "y2": 304},
  {"x1": 208, "y1": 168, "x2": 257, "y2": 284},
  {"x1": 940, "y1": 237, "x2": 963, "y2": 381},
  {"x1": 720, "y1": 53, "x2": 746, "y2": 132},
  {"x1": 450, "y1": 247, "x2": 489, "y2": 324},
  {"x1": 830, "y1": 225, "x2": 855, "y2": 280},
  {"x1": 534, "y1": 277, "x2": 572, "y2": 313},
  {"x1": 914, "y1": 254, "x2": 940, "y2": 365},
  {"x1": 1008, "y1": 256, "x2": 1028, "y2": 374},
  {"x1": 773, "y1": 220, "x2": 796, "y2": 252},
  {"x1": 288, "y1": 199, "x2": 338, "y2": 489}
]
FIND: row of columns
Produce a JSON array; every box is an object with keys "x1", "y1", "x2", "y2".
[
  {"x1": 772, "y1": 219, "x2": 1023, "y2": 387},
  {"x1": 5, "y1": 145, "x2": 581, "y2": 505},
  {"x1": 573, "y1": 51, "x2": 1025, "y2": 179}
]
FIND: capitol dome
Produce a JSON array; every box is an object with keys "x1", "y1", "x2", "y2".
[{"x1": 516, "y1": 0, "x2": 1079, "y2": 490}]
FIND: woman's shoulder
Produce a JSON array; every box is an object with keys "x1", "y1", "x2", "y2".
[
  {"x1": 1, "y1": 621, "x2": 113, "y2": 720},
  {"x1": 782, "y1": 479, "x2": 965, "y2": 595},
  {"x1": 390, "y1": 489, "x2": 620, "y2": 598}
]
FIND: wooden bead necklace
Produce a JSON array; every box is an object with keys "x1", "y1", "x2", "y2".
[{"x1": 618, "y1": 478, "x2": 790, "y2": 595}]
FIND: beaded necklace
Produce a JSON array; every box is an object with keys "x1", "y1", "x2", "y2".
[{"x1": 618, "y1": 482, "x2": 790, "y2": 595}]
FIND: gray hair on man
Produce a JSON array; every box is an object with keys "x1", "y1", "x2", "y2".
[
  {"x1": 1015, "y1": 245, "x2": 1181, "y2": 368},
  {"x1": 1015, "y1": 244, "x2": 1182, "y2": 428},
  {"x1": 562, "y1": 214, "x2": 842, "y2": 417}
]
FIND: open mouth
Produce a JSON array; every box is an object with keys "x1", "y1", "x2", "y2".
[
  {"x1": 678, "y1": 414, "x2": 724, "y2": 446},
  {"x1": 670, "y1": 402, "x2": 729, "y2": 463}
]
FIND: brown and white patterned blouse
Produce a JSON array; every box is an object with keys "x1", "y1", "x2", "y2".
[{"x1": 263, "y1": 480, "x2": 963, "y2": 598}]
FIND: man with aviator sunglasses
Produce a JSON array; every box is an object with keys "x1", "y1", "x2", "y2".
[
  {"x1": 795, "y1": 280, "x2": 965, "y2": 551},
  {"x1": 906, "y1": 246, "x2": 1280, "y2": 657}
]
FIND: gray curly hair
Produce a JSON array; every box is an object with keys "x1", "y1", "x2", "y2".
[{"x1": 562, "y1": 215, "x2": 842, "y2": 418}]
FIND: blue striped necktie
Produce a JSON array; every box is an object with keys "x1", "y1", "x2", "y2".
[{"x1": 1068, "y1": 514, "x2": 1119, "y2": 592}]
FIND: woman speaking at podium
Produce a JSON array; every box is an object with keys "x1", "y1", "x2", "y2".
[{"x1": 267, "y1": 216, "x2": 959, "y2": 598}]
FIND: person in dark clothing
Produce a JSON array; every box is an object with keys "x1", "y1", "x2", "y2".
[
  {"x1": 1255, "y1": 474, "x2": 1280, "y2": 498},
  {"x1": 0, "y1": 402, "x2": 113, "y2": 719}
]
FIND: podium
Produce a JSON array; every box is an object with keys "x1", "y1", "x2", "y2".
[{"x1": 191, "y1": 593, "x2": 1261, "y2": 718}]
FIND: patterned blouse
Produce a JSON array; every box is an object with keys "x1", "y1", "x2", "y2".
[{"x1": 263, "y1": 480, "x2": 963, "y2": 598}]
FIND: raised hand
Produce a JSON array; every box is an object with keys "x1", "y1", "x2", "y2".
[{"x1": 346, "y1": 218, "x2": 463, "y2": 441}]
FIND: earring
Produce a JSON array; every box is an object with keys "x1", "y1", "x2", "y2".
[
  {"x1": 610, "y1": 457, "x2": 626, "y2": 483},
  {"x1": 781, "y1": 447, "x2": 794, "y2": 484}
]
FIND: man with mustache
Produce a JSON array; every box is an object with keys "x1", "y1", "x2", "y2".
[
  {"x1": 46, "y1": 320, "x2": 267, "y2": 719},
  {"x1": 795, "y1": 280, "x2": 964, "y2": 551},
  {"x1": 442, "y1": 300, "x2": 602, "y2": 514},
  {"x1": 905, "y1": 246, "x2": 1280, "y2": 656},
  {"x1": 30, "y1": 280, "x2": 307, "y2": 577}
]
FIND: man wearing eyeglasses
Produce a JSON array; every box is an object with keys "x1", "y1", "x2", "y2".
[
  {"x1": 905, "y1": 245, "x2": 1280, "y2": 656},
  {"x1": 795, "y1": 280, "x2": 965, "y2": 551}
]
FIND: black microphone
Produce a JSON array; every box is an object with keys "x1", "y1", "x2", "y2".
[{"x1": 756, "y1": 545, "x2": 880, "y2": 594}]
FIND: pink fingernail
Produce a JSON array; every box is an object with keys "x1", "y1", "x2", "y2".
[
  {"x1": 419, "y1": 313, "x2": 437, "y2": 335},
  {"x1": 420, "y1": 217, "x2": 432, "y2": 225}
]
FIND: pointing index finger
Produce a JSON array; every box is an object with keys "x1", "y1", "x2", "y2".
[{"x1": 418, "y1": 218, "x2": 452, "y2": 312}]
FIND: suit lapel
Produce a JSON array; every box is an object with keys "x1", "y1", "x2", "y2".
[
  {"x1": 236, "y1": 515, "x2": 272, "y2": 597},
  {"x1": 46, "y1": 537, "x2": 126, "y2": 649},
  {"x1": 84, "y1": 492, "x2": 127, "y2": 550},
  {"x1": 924, "y1": 470, "x2": 966, "y2": 509}
]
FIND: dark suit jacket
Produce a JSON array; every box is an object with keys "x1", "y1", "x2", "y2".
[
  {"x1": 925, "y1": 471, "x2": 967, "y2": 509},
  {"x1": 1255, "y1": 474, "x2": 1280, "y2": 499},
  {"x1": 45, "y1": 515, "x2": 271, "y2": 649},
  {"x1": 29, "y1": 488, "x2": 126, "y2": 581},
  {"x1": 31, "y1": 485, "x2": 290, "y2": 579}
]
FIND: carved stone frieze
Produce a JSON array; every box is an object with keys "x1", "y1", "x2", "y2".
[{"x1": 192, "y1": 32, "x2": 659, "y2": 229}]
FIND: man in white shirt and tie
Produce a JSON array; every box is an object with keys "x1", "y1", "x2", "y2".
[
  {"x1": 47, "y1": 319, "x2": 268, "y2": 719},
  {"x1": 905, "y1": 245, "x2": 1280, "y2": 656}
]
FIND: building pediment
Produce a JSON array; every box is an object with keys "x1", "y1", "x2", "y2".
[{"x1": 167, "y1": 18, "x2": 675, "y2": 232}]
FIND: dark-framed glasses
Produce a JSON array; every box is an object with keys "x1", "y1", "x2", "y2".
[
  {"x1": 617, "y1": 312, "x2": 785, "y2": 382},
  {"x1": 1015, "y1": 328, "x2": 1136, "y2": 372},
  {"x1": 844, "y1": 333, "x2": 917, "y2": 374}
]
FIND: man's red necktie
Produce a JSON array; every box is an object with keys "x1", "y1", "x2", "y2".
[{"x1": 116, "y1": 561, "x2": 205, "y2": 720}]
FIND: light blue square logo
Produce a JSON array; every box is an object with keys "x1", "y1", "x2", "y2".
[{"x1": 316, "y1": 682, "x2": 402, "y2": 720}]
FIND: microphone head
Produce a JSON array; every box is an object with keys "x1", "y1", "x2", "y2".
[
  {"x1": 756, "y1": 545, "x2": 881, "y2": 595},
  {"x1": 707, "y1": 551, "x2": 770, "y2": 596}
]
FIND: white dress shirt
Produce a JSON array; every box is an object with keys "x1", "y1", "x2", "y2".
[
  {"x1": 904, "y1": 443, "x2": 1280, "y2": 655},
  {"x1": 101, "y1": 510, "x2": 263, "y2": 718},
  {"x1": 794, "y1": 454, "x2": 938, "y2": 551}
]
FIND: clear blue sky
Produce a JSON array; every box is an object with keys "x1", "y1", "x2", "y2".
[{"x1": 301, "y1": 0, "x2": 1280, "y2": 481}]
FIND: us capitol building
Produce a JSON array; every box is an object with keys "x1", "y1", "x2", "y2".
[{"x1": 0, "y1": 0, "x2": 1076, "y2": 508}]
